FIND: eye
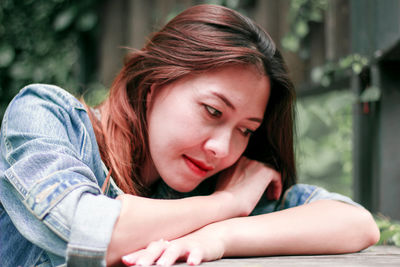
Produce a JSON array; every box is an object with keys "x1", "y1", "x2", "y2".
[
  {"x1": 239, "y1": 127, "x2": 255, "y2": 137},
  {"x1": 204, "y1": 105, "x2": 222, "y2": 118}
]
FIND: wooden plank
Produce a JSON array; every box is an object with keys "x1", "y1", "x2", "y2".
[
  {"x1": 375, "y1": 0, "x2": 400, "y2": 54},
  {"x1": 98, "y1": 0, "x2": 126, "y2": 87},
  {"x1": 171, "y1": 246, "x2": 400, "y2": 266},
  {"x1": 325, "y1": 0, "x2": 350, "y2": 61},
  {"x1": 350, "y1": 0, "x2": 377, "y2": 56},
  {"x1": 351, "y1": 0, "x2": 400, "y2": 58}
]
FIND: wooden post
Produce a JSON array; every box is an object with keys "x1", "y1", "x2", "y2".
[
  {"x1": 351, "y1": 0, "x2": 400, "y2": 220},
  {"x1": 325, "y1": 0, "x2": 349, "y2": 61},
  {"x1": 376, "y1": 60, "x2": 400, "y2": 219}
]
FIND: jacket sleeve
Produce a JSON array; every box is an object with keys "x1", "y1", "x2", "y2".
[
  {"x1": 249, "y1": 183, "x2": 362, "y2": 216},
  {"x1": 278, "y1": 184, "x2": 363, "y2": 210},
  {"x1": 0, "y1": 85, "x2": 121, "y2": 266}
]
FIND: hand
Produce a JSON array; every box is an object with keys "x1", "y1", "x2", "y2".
[
  {"x1": 121, "y1": 224, "x2": 224, "y2": 266},
  {"x1": 214, "y1": 157, "x2": 282, "y2": 216}
]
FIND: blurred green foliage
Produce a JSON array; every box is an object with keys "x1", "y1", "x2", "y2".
[
  {"x1": 311, "y1": 54, "x2": 369, "y2": 87},
  {"x1": 284, "y1": 1, "x2": 382, "y2": 198},
  {"x1": 375, "y1": 215, "x2": 400, "y2": 247},
  {"x1": 282, "y1": 0, "x2": 354, "y2": 197},
  {"x1": 282, "y1": 0, "x2": 328, "y2": 53},
  {"x1": 296, "y1": 90, "x2": 354, "y2": 197},
  {"x1": 0, "y1": 0, "x2": 102, "y2": 121},
  {"x1": 293, "y1": 47, "x2": 379, "y2": 198}
]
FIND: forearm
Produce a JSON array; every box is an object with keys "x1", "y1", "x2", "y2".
[
  {"x1": 214, "y1": 200, "x2": 380, "y2": 257},
  {"x1": 107, "y1": 192, "x2": 235, "y2": 264}
]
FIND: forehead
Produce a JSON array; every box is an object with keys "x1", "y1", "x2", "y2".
[
  {"x1": 152, "y1": 65, "x2": 271, "y2": 117},
  {"x1": 190, "y1": 65, "x2": 270, "y2": 110}
]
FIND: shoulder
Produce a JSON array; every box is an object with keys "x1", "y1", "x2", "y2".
[
  {"x1": 3, "y1": 83, "x2": 87, "y2": 132},
  {"x1": 13, "y1": 83, "x2": 85, "y2": 111},
  {"x1": 1, "y1": 84, "x2": 98, "y2": 165},
  {"x1": 279, "y1": 184, "x2": 362, "y2": 210},
  {"x1": 1, "y1": 84, "x2": 91, "y2": 151}
]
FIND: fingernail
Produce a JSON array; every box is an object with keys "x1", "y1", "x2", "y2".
[
  {"x1": 157, "y1": 258, "x2": 172, "y2": 266},
  {"x1": 137, "y1": 259, "x2": 150, "y2": 266},
  {"x1": 187, "y1": 258, "x2": 200, "y2": 266},
  {"x1": 122, "y1": 256, "x2": 133, "y2": 265}
]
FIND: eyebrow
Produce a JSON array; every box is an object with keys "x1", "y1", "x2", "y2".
[
  {"x1": 211, "y1": 92, "x2": 263, "y2": 123},
  {"x1": 212, "y1": 92, "x2": 235, "y2": 110}
]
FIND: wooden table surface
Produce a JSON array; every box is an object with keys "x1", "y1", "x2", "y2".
[{"x1": 173, "y1": 246, "x2": 400, "y2": 267}]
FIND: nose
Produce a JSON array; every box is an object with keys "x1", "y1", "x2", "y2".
[{"x1": 203, "y1": 129, "x2": 231, "y2": 158}]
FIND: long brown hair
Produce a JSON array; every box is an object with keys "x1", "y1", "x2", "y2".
[{"x1": 91, "y1": 4, "x2": 297, "y2": 196}]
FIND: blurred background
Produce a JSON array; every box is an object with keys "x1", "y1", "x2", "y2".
[{"x1": 1, "y1": 0, "x2": 399, "y2": 234}]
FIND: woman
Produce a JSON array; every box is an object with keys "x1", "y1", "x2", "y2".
[{"x1": 0, "y1": 4, "x2": 379, "y2": 267}]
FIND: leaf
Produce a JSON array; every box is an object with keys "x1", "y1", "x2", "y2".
[
  {"x1": 53, "y1": 8, "x2": 76, "y2": 31},
  {"x1": 309, "y1": 9, "x2": 322, "y2": 22},
  {"x1": 311, "y1": 66, "x2": 323, "y2": 84},
  {"x1": 352, "y1": 62, "x2": 363, "y2": 74},
  {"x1": 393, "y1": 232, "x2": 400, "y2": 247},
  {"x1": 282, "y1": 34, "x2": 300, "y2": 52},
  {"x1": 360, "y1": 86, "x2": 381, "y2": 103},
  {"x1": 9, "y1": 61, "x2": 33, "y2": 80},
  {"x1": 0, "y1": 44, "x2": 15, "y2": 68},
  {"x1": 226, "y1": 0, "x2": 240, "y2": 9},
  {"x1": 321, "y1": 76, "x2": 331, "y2": 87},
  {"x1": 379, "y1": 229, "x2": 397, "y2": 245},
  {"x1": 326, "y1": 92, "x2": 354, "y2": 114},
  {"x1": 295, "y1": 20, "x2": 309, "y2": 38},
  {"x1": 339, "y1": 56, "x2": 353, "y2": 69},
  {"x1": 296, "y1": 102, "x2": 311, "y2": 136},
  {"x1": 77, "y1": 12, "x2": 97, "y2": 32}
]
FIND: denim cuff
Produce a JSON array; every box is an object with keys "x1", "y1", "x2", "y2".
[
  {"x1": 66, "y1": 193, "x2": 121, "y2": 266},
  {"x1": 305, "y1": 186, "x2": 363, "y2": 208},
  {"x1": 279, "y1": 184, "x2": 362, "y2": 211}
]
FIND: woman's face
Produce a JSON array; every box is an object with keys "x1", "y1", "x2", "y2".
[{"x1": 146, "y1": 65, "x2": 270, "y2": 192}]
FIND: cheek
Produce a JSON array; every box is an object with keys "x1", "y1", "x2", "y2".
[
  {"x1": 232, "y1": 132, "x2": 250, "y2": 156},
  {"x1": 149, "y1": 104, "x2": 206, "y2": 152},
  {"x1": 218, "y1": 137, "x2": 249, "y2": 170}
]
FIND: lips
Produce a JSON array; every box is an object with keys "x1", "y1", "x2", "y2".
[{"x1": 183, "y1": 155, "x2": 214, "y2": 176}]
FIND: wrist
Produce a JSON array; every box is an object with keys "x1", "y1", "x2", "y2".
[
  {"x1": 210, "y1": 191, "x2": 241, "y2": 218},
  {"x1": 198, "y1": 222, "x2": 228, "y2": 260},
  {"x1": 212, "y1": 190, "x2": 253, "y2": 217}
]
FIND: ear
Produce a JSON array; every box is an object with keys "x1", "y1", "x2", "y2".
[{"x1": 146, "y1": 84, "x2": 156, "y2": 110}]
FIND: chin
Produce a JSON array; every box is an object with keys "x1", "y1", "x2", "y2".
[
  {"x1": 174, "y1": 185, "x2": 197, "y2": 193},
  {"x1": 169, "y1": 181, "x2": 199, "y2": 193}
]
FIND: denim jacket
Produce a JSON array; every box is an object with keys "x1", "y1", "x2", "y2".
[{"x1": 0, "y1": 84, "x2": 360, "y2": 267}]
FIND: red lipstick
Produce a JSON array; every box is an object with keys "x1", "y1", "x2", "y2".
[{"x1": 183, "y1": 155, "x2": 214, "y2": 176}]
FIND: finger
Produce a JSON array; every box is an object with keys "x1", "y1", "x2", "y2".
[
  {"x1": 266, "y1": 179, "x2": 282, "y2": 200},
  {"x1": 266, "y1": 174, "x2": 282, "y2": 200},
  {"x1": 122, "y1": 239, "x2": 169, "y2": 266},
  {"x1": 187, "y1": 248, "x2": 203, "y2": 266},
  {"x1": 156, "y1": 243, "x2": 184, "y2": 266},
  {"x1": 122, "y1": 251, "x2": 142, "y2": 266},
  {"x1": 138, "y1": 239, "x2": 171, "y2": 266}
]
